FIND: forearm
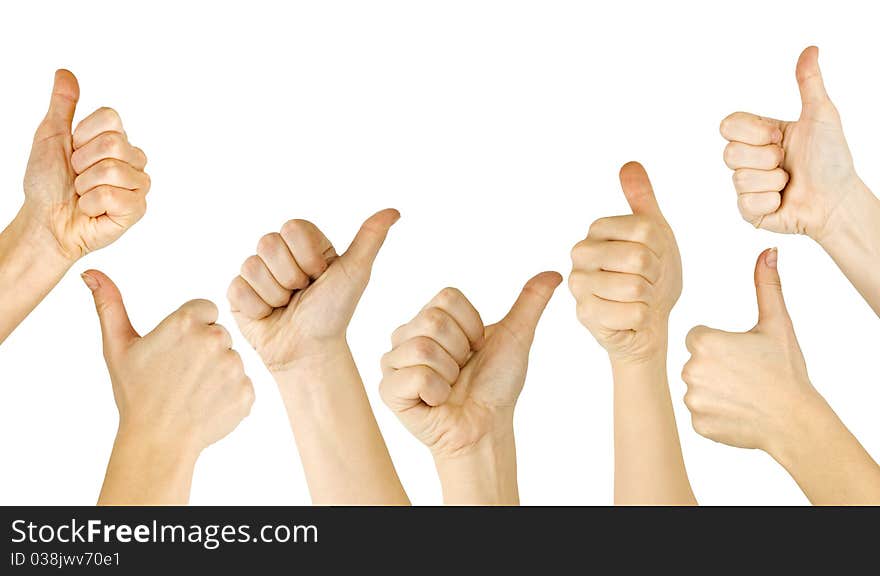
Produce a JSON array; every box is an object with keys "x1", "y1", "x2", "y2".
[
  {"x1": 0, "y1": 207, "x2": 73, "y2": 344},
  {"x1": 611, "y1": 343, "x2": 696, "y2": 506},
  {"x1": 273, "y1": 343, "x2": 409, "y2": 505},
  {"x1": 769, "y1": 392, "x2": 880, "y2": 505},
  {"x1": 818, "y1": 179, "x2": 880, "y2": 316},
  {"x1": 98, "y1": 430, "x2": 197, "y2": 505},
  {"x1": 433, "y1": 412, "x2": 518, "y2": 505}
]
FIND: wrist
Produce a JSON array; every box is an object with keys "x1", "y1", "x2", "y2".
[
  {"x1": 432, "y1": 410, "x2": 518, "y2": 505},
  {"x1": 113, "y1": 425, "x2": 201, "y2": 468},
  {"x1": 269, "y1": 337, "x2": 353, "y2": 394},
  {"x1": 608, "y1": 332, "x2": 668, "y2": 369},
  {"x1": 5, "y1": 204, "x2": 78, "y2": 269},
  {"x1": 814, "y1": 176, "x2": 875, "y2": 247},
  {"x1": 763, "y1": 386, "x2": 831, "y2": 465}
]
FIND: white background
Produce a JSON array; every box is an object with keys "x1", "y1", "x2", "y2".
[{"x1": 1, "y1": 0, "x2": 878, "y2": 505}]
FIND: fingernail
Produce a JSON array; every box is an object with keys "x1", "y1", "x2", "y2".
[
  {"x1": 81, "y1": 272, "x2": 99, "y2": 292},
  {"x1": 766, "y1": 247, "x2": 778, "y2": 269}
]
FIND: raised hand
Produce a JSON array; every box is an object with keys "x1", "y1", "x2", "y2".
[
  {"x1": 381, "y1": 273, "x2": 562, "y2": 504},
  {"x1": 720, "y1": 46, "x2": 860, "y2": 239},
  {"x1": 569, "y1": 162, "x2": 694, "y2": 505},
  {"x1": 227, "y1": 209, "x2": 409, "y2": 505},
  {"x1": 24, "y1": 70, "x2": 150, "y2": 261},
  {"x1": 682, "y1": 250, "x2": 880, "y2": 504},
  {"x1": 228, "y1": 209, "x2": 399, "y2": 370},
  {"x1": 569, "y1": 161, "x2": 681, "y2": 362},
  {"x1": 0, "y1": 70, "x2": 150, "y2": 344},
  {"x1": 682, "y1": 249, "x2": 813, "y2": 450},
  {"x1": 82, "y1": 271, "x2": 253, "y2": 505}
]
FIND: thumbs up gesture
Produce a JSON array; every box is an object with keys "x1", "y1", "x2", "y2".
[
  {"x1": 380, "y1": 273, "x2": 561, "y2": 459},
  {"x1": 227, "y1": 209, "x2": 400, "y2": 371},
  {"x1": 569, "y1": 162, "x2": 681, "y2": 361},
  {"x1": 22, "y1": 70, "x2": 150, "y2": 262},
  {"x1": 720, "y1": 46, "x2": 863, "y2": 240},
  {"x1": 82, "y1": 271, "x2": 254, "y2": 504},
  {"x1": 682, "y1": 249, "x2": 816, "y2": 451}
]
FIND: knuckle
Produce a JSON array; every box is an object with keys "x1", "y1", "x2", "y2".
[
  {"x1": 240, "y1": 255, "x2": 263, "y2": 278},
  {"x1": 99, "y1": 132, "x2": 124, "y2": 155},
  {"x1": 732, "y1": 170, "x2": 747, "y2": 188},
  {"x1": 280, "y1": 218, "x2": 310, "y2": 239},
  {"x1": 256, "y1": 233, "x2": 281, "y2": 257},
  {"x1": 421, "y1": 307, "x2": 448, "y2": 333},
  {"x1": 692, "y1": 416, "x2": 713, "y2": 438},
  {"x1": 435, "y1": 287, "x2": 462, "y2": 305},
  {"x1": 411, "y1": 336, "x2": 437, "y2": 360}
]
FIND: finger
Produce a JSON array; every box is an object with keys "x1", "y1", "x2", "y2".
[
  {"x1": 379, "y1": 366, "x2": 452, "y2": 411},
  {"x1": 174, "y1": 299, "x2": 219, "y2": 326},
  {"x1": 619, "y1": 161, "x2": 663, "y2": 217},
  {"x1": 227, "y1": 276, "x2": 274, "y2": 320},
  {"x1": 754, "y1": 247, "x2": 790, "y2": 328},
  {"x1": 73, "y1": 107, "x2": 125, "y2": 149},
  {"x1": 206, "y1": 323, "x2": 234, "y2": 350},
  {"x1": 796, "y1": 46, "x2": 829, "y2": 108},
  {"x1": 382, "y1": 336, "x2": 460, "y2": 383},
  {"x1": 70, "y1": 131, "x2": 147, "y2": 174},
  {"x1": 737, "y1": 192, "x2": 782, "y2": 225},
  {"x1": 341, "y1": 208, "x2": 400, "y2": 270},
  {"x1": 581, "y1": 296, "x2": 649, "y2": 332},
  {"x1": 422, "y1": 287, "x2": 485, "y2": 349},
  {"x1": 78, "y1": 186, "x2": 146, "y2": 222},
  {"x1": 391, "y1": 307, "x2": 471, "y2": 366},
  {"x1": 280, "y1": 219, "x2": 337, "y2": 279},
  {"x1": 256, "y1": 232, "x2": 310, "y2": 290},
  {"x1": 34, "y1": 69, "x2": 80, "y2": 141},
  {"x1": 571, "y1": 239, "x2": 662, "y2": 284},
  {"x1": 685, "y1": 325, "x2": 717, "y2": 354},
  {"x1": 500, "y1": 271, "x2": 563, "y2": 342},
  {"x1": 574, "y1": 270, "x2": 651, "y2": 304},
  {"x1": 587, "y1": 215, "x2": 661, "y2": 248},
  {"x1": 74, "y1": 158, "x2": 150, "y2": 195},
  {"x1": 723, "y1": 142, "x2": 784, "y2": 170},
  {"x1": 240, "y1": 255, "x2": 292, "y2": 308},
  {"x1": 80, "y1": 269, "x2": 139, "y2": 356},
  {"x1": 732, "y1": 168, "x2": 789, "y2": 195},
  {"x1": 720, "y1": 112, "x2": 783, "y2": 145}
]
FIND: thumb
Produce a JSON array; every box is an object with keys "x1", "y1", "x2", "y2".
[
  {"x1": 796, "y1": 46, "x2": 830, "y2": 110},
  {"x1": 500, "y1": 271, "x2": 563, "y2": 343},
  {"x1": 342, "y1": 208, "x2": 401, "y2": 269},
  {"x1": 619, "y1": 161, "x2": 663, "y2": 217},
  {"x1": 81, "y1": 270, "x2": 139, "y2": 355},
  {"x1": 753, "y1": 248, "x2": 790, "y2": 329},
  {"x1": 35, "y1": 69, "x2": 79, "y2": 140}
]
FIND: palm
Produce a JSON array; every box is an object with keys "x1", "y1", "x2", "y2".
[{"x1": 766, "y1": 104, "x2": 855, "y2": 237}]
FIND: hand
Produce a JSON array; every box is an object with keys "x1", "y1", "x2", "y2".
[
  {"x1": 22, "y1": 70, "x2": 150, "y2": 262},
  {"x1": 227, "y1": 209, "x2": 399, "y2": 371},
  {"x1": 380, "y1": 272, "x2": 562, "y2": 458},
  {"x1": 83, "y1": 270, "x2": 254, "y2": 456},
  {"x1": 569, "y1": 161, "x2": 681, "y2": 361},
  {"x1": 682, "y1": 249, "x2": 818, "y2": 452},
  {"x1": 720, "y1": 46, "x2": 862, "y2": 240}
]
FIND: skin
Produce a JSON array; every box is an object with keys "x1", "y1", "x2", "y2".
[
  {"x1": 227, "y1": 209, "x2": 409, "y2": 505},
  {"x1": 0, "y1": 70, "x2": 150, "y2": 344},
  {"x1": 569, "y1": 162, "x2": 696, "y2": 505},
  {"x1": 721, "y1": 46, "x2": 880, "y2": 315},
  {"x1": 83, "y1": 271, "x2": 254, "y2": 505},
  {"x1": 380, "y1": 273, "x2": 562, "y2": 505},
  {"x1": 683, "y1": 250, "x2": 880, "y2": 505}
]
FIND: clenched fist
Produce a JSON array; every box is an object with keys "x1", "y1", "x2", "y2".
[
  {"x1": 720, "y1": 46, "x2": 861, "y2": 239},
  {"x1": 682, "y1": 249, "x2": 814, "y2": 451},
  {"x1": 380, "y1": 273, "x2": 561, "y2": 458},
  {"x1": 23, "y1": 70, "x2": 150, "y2": 261},
  {"x1": 228, "y1": 209, "x2": 400, "y2": 371},
  {"x1": 569, "y1": 162, "x2": 681, "y2": 361},
  {"x1": 83, "y1": 271, "x2": 253, "y2": 505}
]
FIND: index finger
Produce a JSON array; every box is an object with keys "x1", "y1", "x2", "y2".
[
  {"x1": 73, "y1": 107, "x2": 125, "y2": 149},
  {"x1": 719, "y1": 112, "x2": 783, "y2": 146}
]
